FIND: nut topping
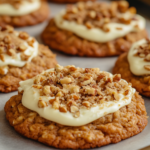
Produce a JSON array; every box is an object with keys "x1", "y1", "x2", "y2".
[
  {"x1": 134, "y1": 40, "x2": 150, "y2": 72},
  {"x1": 38, "y1": 100, "x2": 48, "y2": 108},
  {"x1": 144, "y1": 65, "x2": 150, "y2": 71},
  {"x1": 0, "y1": 26, "x2": 36, "y2": 69},
  {"x1": 32, "y1": 65, "x2": 132, "y2": 118},
  {"x1": 62, "y1": 1, "x2": 136, "y2": 32}
]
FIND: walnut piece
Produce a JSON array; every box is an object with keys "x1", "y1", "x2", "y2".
[
  {"x1": 38, "y1": 100, "x2": 48, "y2": 108},
  {"x1": 32, "y1": 64, "x2": 132, "y2": 118}
]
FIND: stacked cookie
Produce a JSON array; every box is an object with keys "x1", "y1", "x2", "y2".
[{"x1": 0, "y1": 0, "x2": 149, "y2": 150}]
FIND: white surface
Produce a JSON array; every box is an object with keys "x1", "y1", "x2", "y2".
[{"x1": 0, "y1": 1, "x2": 150, "y2": 150}]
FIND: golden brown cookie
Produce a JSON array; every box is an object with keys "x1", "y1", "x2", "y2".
[
  {"x1": 0, "y1": 1, "x2": 49, "y2": 27},
  {"x1": 5, "y1": 92, "x2": 148, "y2": 149},
  {"x1": 113, "y1": 52, "x2": 150, "y2": 97},
  {"x1": 4, "y1": 65, "x2": 148, "y2": 149},
  {"x1": 41, "y1": 1, "x2": 148, "y2": 57},
  {"x1": 49, "y1": 0, "x2": 95, "y2": 4},
  {"x1": 0, "y1": 26, "x2": 57, "y2": 93}
]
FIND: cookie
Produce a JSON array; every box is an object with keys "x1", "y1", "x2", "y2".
[
  {"x1": 113, "y1": 39, "x2": 150, "y2": 97},
  {"x1": 0, "y1": 26, "x2": 57, "y2": 93},
  {"x1": 0, "y1": 0, "x2": 49, "y2": 27},
  {"x1": 41, "y1": 1, "x2": 147, "y2": 57},
  {"x1": 5, "y1": 65, "x2": 148, "y2": 149},
  {"x1": 49, "y1": 0, "x2": 95, "y2": 4}
]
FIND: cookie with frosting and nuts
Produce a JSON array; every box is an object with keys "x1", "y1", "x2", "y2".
[
  {"x1": 49, "y1": 0, "x2": 95, "y2": 4},
  {"x1": 113, "y1": 39, "x2": 150, "y2": 97},
  {"x1": 5, "y1": 64, "x2": 148, "y2": 149},
  {"x1": 0, "y1": 0, "x2": 49, "y2": 27},
  {"x1": 0, "y1": 26, "x2": 57, "y2": 93},
  {"x1": 42, "y1": 1, "x2": 148, "y2": 57}
]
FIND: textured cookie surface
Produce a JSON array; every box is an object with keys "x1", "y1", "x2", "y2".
[
  {"x1": 0, "y1": 2, "x2": 49, "y2": 27},
  {"x1": 0, "y1": 44, "x2": 57, "y2": 93},
  {"x1": 41, "y1": 19, "x2": 147, "y2": 57},
  {"x1": 5, "y1": 92, "x2": 147, "y2": 149},
  {"x1": 113, "y1": 53, "x2": 150, "y2": 97}
]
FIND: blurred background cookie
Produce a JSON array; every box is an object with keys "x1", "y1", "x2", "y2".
[
  {"x1": 41, "y1": 1, "x2": 148, "y2": 57},
  {"x1": 0, "y1": 26, "x2": 57, "y2": 93},
  {"x1": 0, "y1": 0, "x2": 50, "y2": 27},
  {"x1": 113, "y1": 39, "x2": 150, "y2": 97}
]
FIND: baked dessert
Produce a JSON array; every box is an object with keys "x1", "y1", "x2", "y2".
[
  {"x1": 42, "y1": 1, "x2": 148, "y2": 57},
  {"x1": 5, "y1": 64, "x2": 148, "y2": 149},
  {"x1": 49, "y1": 0, "x2": 95, "y2": 4},
  {"x1": 0, "y1": 0, "x2": 49, "y2": 27},
  {"x1": 0, "y1": 26, "x2": 57, "y2": 93},
  {"x1": 113, "y1": 38, "x2": 150, "y2": 97}
]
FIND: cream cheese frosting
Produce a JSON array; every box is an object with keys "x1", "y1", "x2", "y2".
[
  {"x1": 128, "y1": 39, "x2": 150, "y2": 76},
  {"x1": 0, "y1": 0, "x2": 41, "y2": 16},
  {"x1": 54, "y1": 11, "x2": 145, "y2": 43},
  {"x1": 19, "y1": 68, "x2": 135, "y2": 126},
  {"x1": 0, "y1": 36, "x2": 38, "y2": 68}
]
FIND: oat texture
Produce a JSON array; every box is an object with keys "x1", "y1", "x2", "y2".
[
  {"x1": 5, "y1": 91, "x2": 147, "y2": 149},
  {"x1": 113, "y1": 52, "x2": 150, "y2": 97},
  {"x1": 41, "y1": 19, "x2": 147, "y2": 57},
  {"x1": 0, "y1": 1, "x2": 49, "y2": 27},
  {"x1": 0, "y1": 44, "x2": 57, "y2": 93}
]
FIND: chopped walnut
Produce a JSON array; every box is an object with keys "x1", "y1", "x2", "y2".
[
  {"x1": 144, "y1": 65, "x2": 150, "y2": 71},
  {"x1": 1, "y1": 25, "x2": 14, "y2": 33},
  {"x1": 0, "y1": 66, "x2": 8, "y2": 75},
  {"x1": 62, "y1": 1, "x2": 136, "y2": 32},
  {"x1": 43, "y1": 86, "x2": 51, "y2": 95},
  {"x1": 134, "y1": 40, "x2": 150, "y2": 70},
  {"x1": 19, "y1": 32, "x2": 29, "y2": 40},
  {"x1": 7, "y1": 49, "x2": 16, "y2": 57},
  {"x1": 60, "y1": 77, "x2": 72, "y2": 84},
  {"x1": 118, "y1": 1, "x2": 129, "y2": 13},
  {"x1": 38, "y1": 100, "x2": 48, "y2": 108},
  {"x1": 0, "y1": 46, "x2": 5, "y2": 53},
  {"x1": 27, "y1": 38, "x2": 35, "y2": 47},
  {"x1": 113, "y1": 74, "x2": 121, "y2": 82},
  {"x1": 0, "y1": 26, "x2": 35, "y2": 63},
  {"x1": 32, "y1": 65, "x2": 132, "y2": 118},
  {"x1": 18, "y1": 44, "x2": 27, "y2": 52},
  {"x1": 70, "y1": 105, "x2": 79, "y2": 113},
  {"x1": 59, "y1": 105, "x2": 67, "y2": 113},
  {"x1": 0, "y1": 54, "x2": 5, "y2": 62},
  {"x1": 20, "y1": 53, "x2": 30, "y2": 61},
  {"x1": 3, "y1": 35, "x2": 11, "y2": 44},
  {"x1": 52, "y1": 98, "x2": 60, "y2": 109}
]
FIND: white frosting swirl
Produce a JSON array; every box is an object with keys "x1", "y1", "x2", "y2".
[
  {"x1": 0, "y1": 0, "x2": 41, "y2": 16},
  {"x1": 54, "y1": 11, "x2": 145, "y2": 43},
  {"x1": 19, "y1": 69, "x2": 135, "y2": 126},
  {"x1": 128, "y1": 39, "x2": 150, "y2": 76}
]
